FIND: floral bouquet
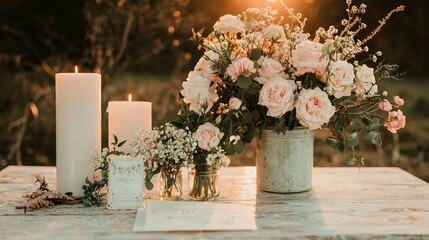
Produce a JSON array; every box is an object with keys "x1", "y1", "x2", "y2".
[
  {"x1": 130, "y1": 123, "x2": 197, "y2": 200},
  {"x1": 176, "y1": 0, "x2": 406, "y2": 164}
]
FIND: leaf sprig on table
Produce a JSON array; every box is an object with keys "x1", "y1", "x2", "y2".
[
  {"x1": 16, "y1": 175, "x2": 78, "y2": 212},
  {"x1": 82, "y1": 135, "x2": 126, "y2": 207}
]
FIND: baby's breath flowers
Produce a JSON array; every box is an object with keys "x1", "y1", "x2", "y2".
[{"x1": 130, "y1": 122, "x2": 197, "y2": 191}]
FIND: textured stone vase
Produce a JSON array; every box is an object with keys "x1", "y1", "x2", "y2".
[{"x1": 257, "y1": 128, "x2": 314, "y2": 193}]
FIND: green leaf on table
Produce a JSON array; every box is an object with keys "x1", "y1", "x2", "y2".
[{"x1": 237, "y1": 76, "x2": 252, "y2": 89}]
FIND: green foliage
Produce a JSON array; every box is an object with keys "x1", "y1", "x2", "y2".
[{"x1": 82, "y1": 135, "x2": 126, "y2": 207}]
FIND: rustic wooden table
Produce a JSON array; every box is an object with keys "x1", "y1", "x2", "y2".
[{"x1": 0, "y1": 166, "x2": 428, "y2": 239}]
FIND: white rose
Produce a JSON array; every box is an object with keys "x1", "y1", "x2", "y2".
[
  {"x1": 213, "y1": 14, "x2": 245, "y2": 34},
  {"x1": 291, "y1": 40, "x2": 328, "y2": 76},
  {"x1": 258, "y1": 77, "x2": 296, "y2": 118},
  {"x1": 354, "y1": 64, "x2": 377, "y2": 97},
  {"x1": 192, "y1": 50, "x2": 222, "y2": 83},
  {"x1": 326, "y1": 60, "x2": 355, "y2": 98},
  {"x1": 226, "y1": 57, "x2": 256, "y2": 81},
  {"x1": 263, "y1": 25, "x2": 285, "y2": 40},
  {"x1": 181, "y1": 74, "x2": 218, "y2": 115},
  {"x1": 194, "y1": 122, "x2": 224, "y2": 151},
  {"x1": 255, "y1": 57, "x2": 286, "y2": 84},
  {"x1": 228, "y1": 97, "x2": 242, "y2": 110},
  {"x1": 295, "y1": 87, "x2": 335, "y2": 129}
]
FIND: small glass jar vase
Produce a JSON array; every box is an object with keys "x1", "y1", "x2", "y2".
[
  {"x1": 159, "y1": 167, "x2": 183, "y2": 200},
  {"x1": 188, "y1": 164, "x2": 220, "y2": 201}
]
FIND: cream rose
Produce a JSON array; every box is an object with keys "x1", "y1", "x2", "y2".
[
  {"x1": 291, "y1": 40, "x2": 328, "y2": 76},
  {"x1": 255, "y1": 57, "x2": 286, "y2": 84},
  {"x1": 228, "y1": 97, "x2": 242, "y2": 110},
  {"x1": 226, "y1": 57, "x2": 256, "y2": 81},
  {"x1": 213, "y1": 14, "x2": 245, "y2": 34},
  {"x1": 181, "y1": 74, "x2": 218, "y2": 115},
  {"x1": 326, "y1": 60, "x2": 355, "y2": 98},
  {"x1": 354, "y1": 64, "x2": 377, "y2": 97},
  {"x1": 258, "y1": 77, "x2": 296, "y2": 118},
  {"x1": 192, "y1": 50, "x2": 222, "y2": 83},
  {"x1": 295, "y1": 87, "x2": 335, "y2": 129},
  {"x1": 263, "y1": 24, "x2": 285, "y2": 40},
  {"x1": 194, "y1": 122, "x2": 224, "y2": 151}
]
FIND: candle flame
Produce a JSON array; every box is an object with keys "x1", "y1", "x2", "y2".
[
  {"x1": 75, "y1": 65, "x2": 78, "y2": 74},
  {"x1": 128, "y1": 94, "x2": 132, "y2": 102}
]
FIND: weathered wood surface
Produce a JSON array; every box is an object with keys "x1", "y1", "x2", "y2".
[{"x1": 1, "y1": 166, "x2": 428, "y2": 240}]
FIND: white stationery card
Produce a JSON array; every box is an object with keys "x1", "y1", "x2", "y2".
[
  {"x1": 107, "y1": 156, "x2": 144, "y2": 210},
  {"x1": 132, "y1": 200, "x2": 257, "y2": 232}
]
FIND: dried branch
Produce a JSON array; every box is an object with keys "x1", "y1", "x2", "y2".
[{"x1": 115, "y1": 13, "x2": 135, "y2": 64}]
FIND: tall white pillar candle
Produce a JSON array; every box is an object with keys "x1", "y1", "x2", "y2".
[
  {"x1": 55, "y1": 67, "x2": 101, "y2": 196},
  {"x1": 107, "y1": 95, "x2": 152, "y2": 153}
]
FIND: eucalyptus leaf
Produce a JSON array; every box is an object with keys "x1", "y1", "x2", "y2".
[
  {"x1": 347, "y1": 132, "x2": 359, "y2": 147},
  {"x1": 147, "y1": 171, "x2": 155, "y2": 181},
  {"x1": 250, "y1": 48, "x2": 262, "y2": 61},
  {"x1": 243, "y1": 125, "x2": 256, "y2": 143},
  {"x1": 346, "y1": 154, "x2": 358, "y2": 165},
  {"x1": 251, "y1": 110, "x2": 260, "y2": 121},
  {"x1": 247, "y1": 82, "x2": 260, "y2": 95},
  {"x1": 243, "y1": 112, "x2": 252, "y2": 124},
  {"x1": 234, "y1": 141, "x2": 245, "y2": 153},
  {"x1": 145, "y1": 181, "x2": 154, "y2": 190},
  {"x1": 225, "y1": 145, "x2": 235, "y2": 155},
  {"x1": 237, "y1": 76, "x2": 252, "y2": 89}
]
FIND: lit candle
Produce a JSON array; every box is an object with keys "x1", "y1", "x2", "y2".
[
  {"x1": 55, "y1": 66, "x2": 101, "y2": 196},
  {"x1": 107, "y1": 94, "x2": 152, "y2": 153}
]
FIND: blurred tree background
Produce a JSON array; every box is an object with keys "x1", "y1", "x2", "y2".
[{"x1": 1, "y1": 0, "x2": 428, "y2": 181}]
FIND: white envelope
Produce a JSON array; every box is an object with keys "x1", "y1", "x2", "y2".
[{"x1": 133, "y1": 200, "x2": 257, "y2": 232}]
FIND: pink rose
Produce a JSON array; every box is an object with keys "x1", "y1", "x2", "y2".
[
  {"x1": 295, "y1": 87, "x2": 336, "y2": 129},
  {"x1": 255, "y1": 57, "x2": 286, "y2": 84},
  {"x1": 378, "y1": 100, "x2": 392, "y2": 112},
  {"x1": 194, "y1": 122, "x2": 224, "y2": 151},
  {"x1": 226, "y1": 57, "x2": 256, "y2": 81},
  {"x1": 213, "y1": 14, "x2": 245, "y2": 34},
  {"x1": 258, "y1": 77, "x2": 296, "y2": 118},
  {"x1": 228, "y1": 97, "x2": 242, "y2": 110},
  {"x1": 326, "y1": 61, "x2": 354, "y2": 98},
  {"x1": 384, "y1": 110, "x2": 406, "y2": 133},
  {"x1": 393, "y1": 96, "x2": 404, "y2": 106},
  {"x1": 291, "y1": 40, "x2": 328, "y2": 76},
  {"x1": 354, "y1": 64, "x2": 377, "y2": 97}
]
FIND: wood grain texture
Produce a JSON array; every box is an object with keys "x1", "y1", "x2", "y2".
[{"x1": 1, "y1": 166, "x2": 428, "y2": 240}]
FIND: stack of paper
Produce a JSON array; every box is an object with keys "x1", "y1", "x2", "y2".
[{"x1": 133, "y1": 200, "x2": 257, "y2": 232}]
